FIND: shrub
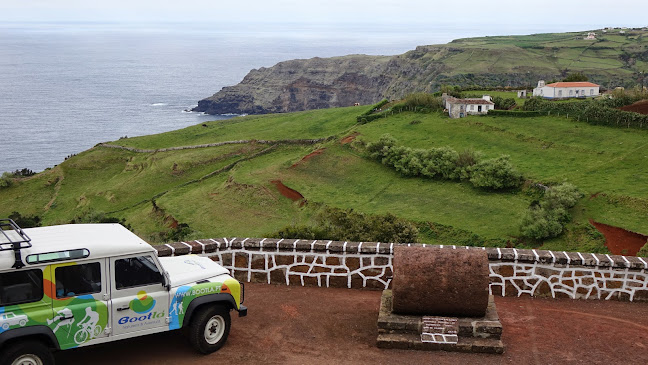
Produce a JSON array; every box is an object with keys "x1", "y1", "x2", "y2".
[
  {"x1": 0, "y1": 172, "x2": 12, "y2": 189},
  {"x1": 8, "y1": 211, "x2": 42, "y2": 228},
  {"x1": 543, "y1": 182, "x2": 582, "y2": 209},
  {"x1": 10, "y1": 168, "x2": 36, "y2": 177},
  {"x1": 166, "y1": 223, "x2": 192, "y2": 242},
  {"x1": 519, "y1": 183, "x2": 583, "y2": 240},
  {"x1": 469, "y1": 156, "x2": 523, "y2": 190},
  {"x1": 638, "y1": 240, "x2": 648, "y2": 258},
  {"x1": 366, "y1": 134, "x2": 397, "y2": 159},
  {"x1": 519, "y1": 206, "x2": 566, "y2": 240},
  {"x1": 269, "y1": 207, "x2": 419, "y2": 243},
  {"x1": 274, "y1": 225, "x2": 328, "y2": 240},
  {"x1": 403, "y1": 93, "x2": 444, "y2": 111},
  {"x1": 493, "y1": 96, "x2": 517, "y2": 110}
]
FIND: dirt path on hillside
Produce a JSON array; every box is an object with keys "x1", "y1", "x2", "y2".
[
  {"x1": 56, "y1": 283, "x2": 648, "y2": 365},
  {"x1": 590, "y1": 220, "x2": 648, "y2": 255}
]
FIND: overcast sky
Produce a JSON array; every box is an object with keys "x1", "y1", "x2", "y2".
[{"x1": 1, "y1": 0, "x2": 645, "y2": 29}]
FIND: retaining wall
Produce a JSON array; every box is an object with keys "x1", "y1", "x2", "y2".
[{"x1": 153, "y1": 238, "x2": 648, "y2": 302}]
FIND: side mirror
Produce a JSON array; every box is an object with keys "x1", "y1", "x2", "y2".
[{"x1": 163, "y1": 271, "x2": 171, "y2": 291}]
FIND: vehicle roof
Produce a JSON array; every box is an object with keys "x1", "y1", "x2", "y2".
[{"x1": 0, "y1": 223, "x2": 155, "y2": 270}]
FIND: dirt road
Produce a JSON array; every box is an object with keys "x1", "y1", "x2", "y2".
[{"x1": 56, "y1": 283, "x2": 648, "y2": 364}]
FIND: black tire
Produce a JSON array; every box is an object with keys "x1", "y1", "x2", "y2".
[
  {"x1": 0, "y1": 340, "x2": 54, "y2": 365},
  {"x1": 188, "y1": 305, "x2": 231, "y2": 354}
]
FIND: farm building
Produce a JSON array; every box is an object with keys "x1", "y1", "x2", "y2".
[
  {"x1": 532, "y1": 80, "x2": 600, "y2": 99},
  {"x1": 442, "y1": 94, "x2": 494, "y2": 118}
]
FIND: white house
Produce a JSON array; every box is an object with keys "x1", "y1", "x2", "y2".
[
  {"x1": 443, "y1": 95, "x2": 495, "y2": 118},
  {"x1": 532, "y1": 80, "x2": 600, "y2": 99}
]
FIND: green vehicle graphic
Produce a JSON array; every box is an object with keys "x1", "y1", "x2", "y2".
[{"x1": 0, "y1": 219, "x2": 246, "y2": 365}]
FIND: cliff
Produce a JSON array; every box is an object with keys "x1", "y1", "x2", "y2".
[{"x1": 194, "y1": 28, "x2": 648, "y2": 115}]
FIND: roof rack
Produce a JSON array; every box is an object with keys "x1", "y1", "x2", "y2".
[{"x1": 0, "y1": 219, "x2": 32, "y2": 269}]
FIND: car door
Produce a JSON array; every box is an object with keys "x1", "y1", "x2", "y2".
[
  {"x1": 110, "y1": 254, "x2": 169, "y2": 337},
  {"x1": 50, "y1": 259, "x2": 109, "y2": 349}
]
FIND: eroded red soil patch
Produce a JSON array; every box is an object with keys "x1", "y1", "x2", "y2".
[
  {"x1": 270, "y1": 180, "x2": 305, "y2": 205},
  {"x1": 619, "y1": 99, "x2": 648, "y2": 115},
  {"x1": 590, "y1": 220, "x2": 648, "y2": 255},
  {"x1": 340, "y1": 132, "x2": 360, "y2": 144},
  {"x1": 291, "y1": 148, "x2": 325, "y2": 168}
]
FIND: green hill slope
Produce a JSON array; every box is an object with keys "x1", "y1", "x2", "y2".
[{"x1": 2, "y1": 104, "x2": 647, "y2": 252}]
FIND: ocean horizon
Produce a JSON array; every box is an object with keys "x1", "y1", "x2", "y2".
[{"x1": 0, "y1": 21, "x2": 607, "y2": 173}]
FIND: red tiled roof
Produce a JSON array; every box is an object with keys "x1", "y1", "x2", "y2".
[{"x1": 545, "y1": 82, "x2": 599, "y2": 88}]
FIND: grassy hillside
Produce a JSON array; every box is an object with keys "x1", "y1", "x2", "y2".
[
  {"x1": 435, "y1": 28, "x2": 647, "y2": 83},
  {"x1": 2, "y1": 103, "x2": 647, "y2": 253}
]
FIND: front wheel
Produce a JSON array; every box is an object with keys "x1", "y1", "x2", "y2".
[
  {"x1": 0, "y1": 340, "x2": 54, "y2": 365},
  {"x1": 188, "y1": 305, "x2": 231, "y2": 354}
]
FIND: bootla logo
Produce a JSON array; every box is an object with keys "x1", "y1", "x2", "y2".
[
  {"x1": 118, "y1": 291, "x2": 164, "y2": 325},
  {"x1": 129, "y1": 290, "x2": 156, "y2": 314}
]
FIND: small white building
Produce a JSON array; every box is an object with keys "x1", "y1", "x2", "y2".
[
  {"x1": 532, "y1": 80, "x2": 600, "y2": 99},
  {"x1": 584, "y1": 32, "x2": 596, "y2": 40},
  {"x1": 443, "y1": 95, "x2": 494, "y2": 118}
]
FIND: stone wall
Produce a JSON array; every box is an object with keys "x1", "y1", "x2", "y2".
[{"x1": 153, "y1": 238, "x2": 648, "y2": 302}]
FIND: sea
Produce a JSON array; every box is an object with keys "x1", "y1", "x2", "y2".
[{"x1": 0, "y1": 22, "x2": 591, "y2": 173}]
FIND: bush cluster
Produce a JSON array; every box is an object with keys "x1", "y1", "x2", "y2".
[
  {"x1": 9, "y1": 168, "x2": 36, "y2": 177},
  {"x1": 8, "y1": 211, "x2": 42, "y2": 228},
  {"x1": 519, "y1": 183, "x2": 583, "y2": 240},
  {"x1": 0, "y1": 172, "x2": 11, "y2": 189},
  {"x1": 492, "y1": 96, "x2": 516, "y2": 110},
  {"x1": 367, "y1": 134, "x2": 522, "y2": 190},
  {"x1": 271, "y1": 207, "x2": 419, "y2": 243}
]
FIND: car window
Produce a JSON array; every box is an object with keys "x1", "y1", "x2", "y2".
[
  {"x1": 0, "y1": 269, "x2": 44, "y2": 306},
  {"x1": 114, "y1": 256, "x2": 163, "y2": 289},
  {"x1": 55, "y1": 262, "x2": 102, "y2": 298}
]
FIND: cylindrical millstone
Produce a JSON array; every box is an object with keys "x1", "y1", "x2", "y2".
[{"x1": 391, "y1": 246, "x2": 490, "y2": 317}]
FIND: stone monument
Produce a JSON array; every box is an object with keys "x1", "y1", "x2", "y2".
[{"x1": 377, "y1": 246, "x2": 504, "y2": 353}]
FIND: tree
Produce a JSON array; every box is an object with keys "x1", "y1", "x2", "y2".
[{"x1": 563, "y1": 72, "x2": 589, "y2": 82}]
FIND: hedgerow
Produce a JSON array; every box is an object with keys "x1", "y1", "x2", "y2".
[
  {"x1": 366, "y1": 134, "x2": 522, "y2": 190},
  {"x1": 523, "y1": 94, "x2": 648, "y2": 129}
]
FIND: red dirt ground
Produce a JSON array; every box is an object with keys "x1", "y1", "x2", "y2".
[
  {"x1": 290, "y1": 148, "x2": 326, "y2": 168},
  {"x1": 56, "y1": 283, "x2": 648, "y2": 365},
  {"x1": 340, "y1": 132, "x2": 360, "y2": 144},
  {"x1": 270, "y1": 180, "x2": 305, "y2": 204},
  {"x1": 590, "y1": 220, "x2": 648, "y2": 256},
  {"x1": 619, "y1": 99, "x2": 648, "y2": 115}
]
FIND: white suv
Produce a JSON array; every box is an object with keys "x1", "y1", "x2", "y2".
[{"x1": 0, "y1": 219, "x2": 246, "y2": 365}]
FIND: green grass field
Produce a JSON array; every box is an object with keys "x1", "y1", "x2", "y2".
[{"x1": 2, "y1": 103, "x2": 646, "y2": 253}]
